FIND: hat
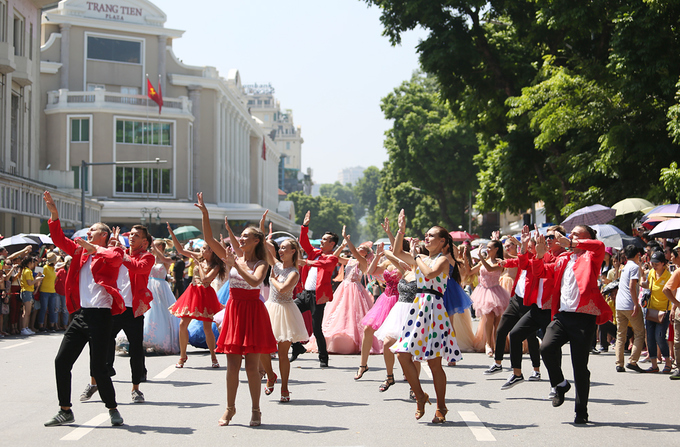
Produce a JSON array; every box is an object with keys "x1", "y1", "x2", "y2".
[
  {"x1": 650, "y1": 251, "x2": 667, "y2": 264},
  {"x1": 46, "y1": 252, "x2": 58, "y2": 264},
  {"x1": 604, "y1": 247, "x2": 614, "y2": 256}
]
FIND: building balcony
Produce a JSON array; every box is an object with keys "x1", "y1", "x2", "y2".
[
  {"x1": 45, "y1": 89, "x2": 193, "y2": 117},
  {"x1": 13, "y1": 55, "x2": 33, "y2": 86},
  {"x1": 0, "y1": 41, "x2": 15, "y2": 74}
]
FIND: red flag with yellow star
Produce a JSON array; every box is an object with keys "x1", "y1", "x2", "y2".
[{"x1": 147, "y1": 77, "x2": 163, "y2": 114}]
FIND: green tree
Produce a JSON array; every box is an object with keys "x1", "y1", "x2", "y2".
[
  {"x1": 287, "y1": 191, "x2": 354, "y2": 239},
  {"x1": 354, "y1": 166, "x2": 381, "y2": 238},
  {"x1": 319, "y1": 182, "x2": 365, "y2": 222},
  {"x1": 377, "y1": 72, "x2": 478, "y2": 232}
]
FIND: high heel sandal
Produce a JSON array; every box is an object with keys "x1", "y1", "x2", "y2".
[
  {"x1": 218, "y1": 406, "x2": 236, "y2": 426},
  {"x1": 379, "y1": 374, "x2": 395, "y2": 392},
  {"x1": 211, "y1": 356, "x2": 220, "y2": 368},
  {"x1": 175, "y1": 356, "x2": 188, "y2": 368},
  {"x1": 354, "y1": 365, "x2": 369, "y2": 380},
  {"x1": 264, "y1": 373, "x2": 278, "y2": 395},
  {"x1": 432, "y1": 407, "x2": 448, "y2": 424},
  {"x1": 250, "y1": 408, "x2": 261, "y2": 426},
  {"x1": 280, "y1": 391, "x2": 290, "y2": 403},
  {"x1": 415, "y1": 393, "x2": 431, "y2": 420}
]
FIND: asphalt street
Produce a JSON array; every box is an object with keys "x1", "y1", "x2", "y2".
[{"x1": 1, "y1": 331, "x2": 678, "y2": 446}]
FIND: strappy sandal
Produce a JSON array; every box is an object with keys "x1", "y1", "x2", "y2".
[
  {"x1": 354, "y1": 365, "x2": 369, "y2": 380},
  {"x1": 645, "y1": 366, "x2": 660, "y2": 373},
  {"x1": 280, "y1": 391, "x2": 290, "y2": 403},
  {"x1": 415, "y1": 392, "x2": 431, "y2": 420},
  {"x1": 250, "y1": 408, "x2": 261, "y2": 427},
  {"x1": 661, "y1": 365, "x2": 673, "y2": 374},
  {"x1": 379, "y1": 374, "x2": 395, "y2": 392},
  {"x1": 409, "y1": 388, "x2": 416, "y2": 400},
  {"x1": 218, "y1": 406, "x2": 236, "y2": 426},
  {"x1": 264, "y1": 373, "x2": 278, "y2": 395},
  {"x1": 432, "y1": 407, "x2": 448, "y2": 424},
  {"x1": 175, "y1": 357, "x2": 188, "y2": 368},
  {"x1": 211, "y1": 356, "x2": 220, "y2": 368}
]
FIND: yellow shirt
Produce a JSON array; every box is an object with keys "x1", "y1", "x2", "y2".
[
  {"x1": 187, "y1": 258, "x2": 195, "y2": 276},
  {"x1": 648, "y1": 268, "x2": 671, "y2": 311},
  {"x1": 20, "y1": 268, "x2": 35, "y2": 292},
  {"x1": 39, "y1": 265, "x2": 57, "y2": 293}
]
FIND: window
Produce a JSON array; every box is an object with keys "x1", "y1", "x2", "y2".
[
  {"x1": 116, "y1": 119, "x2": 171, "y2": 146},
  {"x1": 87, "y1": 83, "x2": 105, "y2": 91},
  {"x1": 72, "y1": 165, "x2": 89, "y2": 191},
  {"x1": 13, "y1": 13, "x2": 23, "y2": 56},
  {"x1": 87, "y1": 36, "x2": 141, "y2": 64},
  {"x1": 286, "y1": 142, "x2": 290, "y2": 150},
  {"x1": 116, "y1": 167, "x2": 171, "y2": 194},
  {"x1": 71, "y1": 118, "x2": 89, "y2": 142},
  {"x1": 264, "y1": 114, "x2": 269, "y2": 122},
  {"x1": 0, "y1": 2, "x2": 6, "y2": 43}
]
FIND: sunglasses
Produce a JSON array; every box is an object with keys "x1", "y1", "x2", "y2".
[{"x1": 545, "y1": 235, "x2": 556, "y2": 240}]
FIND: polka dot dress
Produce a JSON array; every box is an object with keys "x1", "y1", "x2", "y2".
[{"x1": 391, "y1": 255, "x2": 462, "y2": 363}]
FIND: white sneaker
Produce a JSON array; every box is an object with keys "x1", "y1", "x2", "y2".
[{"x1": 20, "y1": 328, "x2": 32, "y2": 336}]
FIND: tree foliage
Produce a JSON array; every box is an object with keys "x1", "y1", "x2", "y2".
[
  {"x1": 373, "y1": 72, "x2": 478, "y2": 236},
  {"x1": 367, "y1": 0, "x2": 680, "y2": 221},
  {"x1": 287, "y1": 191, "x2": 354, "y2": 238}
]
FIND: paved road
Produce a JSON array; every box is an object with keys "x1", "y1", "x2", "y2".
[{"x1": 1, "y1": 332, "x2": 677, "y2": 446}]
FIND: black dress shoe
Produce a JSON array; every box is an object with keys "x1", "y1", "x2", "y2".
[
  {"x1": 626, "y1": 362, "x2": 644, "y2": 373},
  {"x1": 319, "y1": 358, "x2": 329, "y2": 368},
  {"x1": 552, "y1": 382, "x2": 571, "y2": 407},
  {"x1": 289, "y1": 344, "x2": 305, "y2": 362},
  {"x1": 574, "y1": 414, "x2": 589, "y2": 424},
  {"x1": 616, "y1": 366, "x2": 625, "y2": 372}
]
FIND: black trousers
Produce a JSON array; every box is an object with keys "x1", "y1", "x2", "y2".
[
  {"x1": 598, "y1": 321, "x2": 617, "y2": 349},
  {"x1": 55, "y1": 308, "x2": 117, "y2": 409},
  {"x1": 293, "y1": 290, "x2": 328, "y2": 362},
  {"x1": 100, "y1": 307, "x2": 146, "y2": 385},
  {"x1": 541, "y1": 312, "x2": 597, "y2": 418},
  {"x1": 494, "y1": 295, "x2": 540, "y2": 366},
  {"x1": 509, "y1": 304, "x2": 552, "y2": 369}
]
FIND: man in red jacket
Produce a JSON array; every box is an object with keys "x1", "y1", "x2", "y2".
[
  {"x1": 533, "y1": 224, "x2": 612, "y2": 425},
  {"x1": 42, "y1": 191, "x2": 125, "y2": 427},
  {"x1": 80, "y1": 225, "x2": 155, "y2": 404},
  {"x1": 290, "y1": 211, "x2": 339, "y2": 367}
]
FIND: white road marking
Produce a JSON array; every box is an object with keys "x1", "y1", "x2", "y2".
[
  {"x1": 421, "y1": 362, "x2": 433, "y2": 379},
  {"x1": 60, "y1": 412, "x2": 109, "y2": 441},
  {"x1": 458, "y1": 411, "x2": 496, "y2": 441},
  {"x1": 154, "y1": 364, "x2": 177, "y2": 379},
  {"x1": 2, "y1": 341, "x2": 32, "y2": 349}
]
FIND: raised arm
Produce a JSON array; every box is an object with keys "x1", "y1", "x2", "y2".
[
  {"x1": 195, "y1": 192, "x2": 228, "y2": 260},
  {"x1": 383, "y1": 249, "x2": 407, "y2": 276},
  {"x1": 342, "y1": 226, "x2": 369, "y2": 273},
  {"x1": 167, "y1": 222, "x2": 199, "y2": 259},
  {"x1": 270, "y1": 268, "x2": 300, "y2": 295},
  {"x1": 392, "y1": 209, "x2": 417, "y2": 267},
  {"x1": 332, "y1": 238, "x2": 347, "y2": 259},
  {"x1": 367, "y1": 242, "x2": 386, "y2": 276},
  {"x1": 223, "y1": 250, "x2": 268, "y2": 288},
  {"x1": 151, "y1": 242, "x2": 175, "y2": 267},
  {"x1": 380, "y1": 217, "x2": 396, "y2": 247}
]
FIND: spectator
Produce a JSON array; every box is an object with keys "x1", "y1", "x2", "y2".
[
  {"x1": 640, "y1": 251, "x2": 672, "y2": 373},
  {"x1": 37, "y1": 252, "x2": 59, "y2": 332},
  {"x1": 19, "y1": 256, "x2": 42, "y2": 336}
]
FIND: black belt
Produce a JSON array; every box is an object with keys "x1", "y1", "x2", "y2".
[{"x1": 416, "y1": 288, "x2": 444, "y2": 298}]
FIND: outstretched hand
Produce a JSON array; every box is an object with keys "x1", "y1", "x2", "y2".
[
  {"x1": 398, "y1": 209, "x2": 406, "y2": 232},
  {"x1": 380, "y1": 217, "x2": 390, "y2": 234},
  {"x1": 194, "y1": 192, "x2": 208, "y2": 213},
  {"x1": 43, "y1": 191, "x2": 59, "y2": 220},
  {"x1": 303, "y1": 210, "x2": 311, "y2": 227}
]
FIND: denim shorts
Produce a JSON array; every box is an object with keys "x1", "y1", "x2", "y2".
[{"x1": 20, "y1": 291, "x2": 35, "y2": 304}]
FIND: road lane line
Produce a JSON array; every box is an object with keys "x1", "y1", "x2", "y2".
[
  {"x1": 2, "y1": 341, "x2": 32, "y2": 349},
  {"x1": 60, "y1": 412, "x2": 109, "y2": 441},
  {"x1": 421, "y1": 363, "x2": 433, "y2": 379},
  {"x1": 458, "y1": 411, "x2": 496, "y2": 442},
  {"x1": 154, "y1": 364, "x2": 177, "y2": 379}
]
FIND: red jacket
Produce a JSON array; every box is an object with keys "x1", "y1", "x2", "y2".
[
  {"x1": 123, "y1": 249, "x2": 155, "y2": 317},
  {"x1": 49, "y1": 219, "x2": 125, "y2": 315},
  {"x1": 502, "y1": 253, "x2": 531, "y2": 304},
  {"x1": 55, "y1": 268, "x2": 67, "y2": 296},
  {"x1": 532, "y1": 239, "x2": 612, "y2": 325},
  {"x1": 299, "y1": 226, "x2": 339, "y2": 304}
]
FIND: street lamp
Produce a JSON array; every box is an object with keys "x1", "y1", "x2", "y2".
[
  {"x1": 140, "y1": 207, "x2": 162, "y2": 226},
  {"x1": 80, "y1": 158, "x2": 167, "y2": 229}
]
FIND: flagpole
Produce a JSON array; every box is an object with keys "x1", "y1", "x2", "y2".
[{"x1": 157, "y1": 74, "x2": 162, "y2": 200}]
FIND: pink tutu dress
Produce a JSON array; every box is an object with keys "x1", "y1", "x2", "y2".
[
  {"x1": 470, "y1": 264, "x2": 511, "y2": 317},
  {"x1": 361, "y1": 269, "x2": 401, "y2": 330},
  {"x1": 311, "y1": 259, "x2": 381, "y2": 354}
]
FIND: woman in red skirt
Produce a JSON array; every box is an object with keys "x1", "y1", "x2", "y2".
[
  {"x1": 168, "y1": 223, "x2": 226, "y2": 368},
  {"x1": 195, "y1": 193, "x2": 277, "y2": 427}
]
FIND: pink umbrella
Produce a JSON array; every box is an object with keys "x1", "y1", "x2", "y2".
[{"x1": 450, "y1": 231, "x2": 479, "y2": 241}]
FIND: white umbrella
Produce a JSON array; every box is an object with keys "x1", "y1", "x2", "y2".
[
  {"x1": 611, "y1": 198, "x2": 654, "y2": 216},
  {"x1": 0, "y1": 235, "x2": 38, "y2": 248},
  {"x1": 589, "y1": 224, "x2": 627, "y2": 249},
  {"x1": 71, "y1": 228, "x2": 89, "y2": 239},
  {"x1": 19, "y1": 233, "x2": 53, "y2": 245}
]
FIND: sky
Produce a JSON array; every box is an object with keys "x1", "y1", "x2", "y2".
[{"x1": 161, "y1": 0, "x2": 428, "y2": 185}]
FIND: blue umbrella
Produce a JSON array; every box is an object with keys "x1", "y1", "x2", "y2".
[
  {"x1": 649, "y1": 218, "x2": 680, "y2": 239},
  {"x1": 561, "y1": 204, "x2": 616, "y2": 232},
  {"x1": 642, "y1": 204, "x2": 680, "y2": 220}
]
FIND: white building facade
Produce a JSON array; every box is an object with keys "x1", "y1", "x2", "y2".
[{"x1": 36, "y1": 0, "x2": 297, "y2": 237}]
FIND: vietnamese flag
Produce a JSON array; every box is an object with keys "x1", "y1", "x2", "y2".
[{"x1": 147, "y1": 77, "x2": 163, "y2": 114}]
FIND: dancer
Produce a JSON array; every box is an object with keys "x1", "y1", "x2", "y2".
[
  {"x1": 507, "y1": 225, "x2": 567, "y2": 397},
  {"x1": 82, "y1": 225, "x2": 154, "y2": 404},
  {"x1": 195, "y1": 193, "x2": 276, "y2": 427},
  {"x1": 443, "y1": 243, "x2": 474, "y2": 363},
  {"x1": 391, "y1": 209, "x2": 462, "y2": 423},
  {"x1": 374, "y1": 238, "x2": 421, "y2": 394},
  {"x1": 43, "y1": 191, "x2": 125, "y2": 427},
  {"x1": 144, "y1": 239, "x2": 180, "y2": 354},
  {"x1": 290, "y1": 211, "x2": 339, "y2": 367},
  {"x1": 468, "y1": 240, "x2": 511, "y2": 356},
  {"x1": 168, "y1": 221, "x2": 225, "y2": 369},
  {"x1": 534, "y1": 225, "x2": 612, "y2": 424},
  {"x1": 260, "y1": 232, "x2": 308, "y2": 402},
  {"x1": 483, "y1": 226, "x2": 541, "y2": 389}
]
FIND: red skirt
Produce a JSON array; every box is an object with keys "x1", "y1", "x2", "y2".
[
  {"x1": 216, "y1": 288, "x2": 277, "y2": 355},
  {"x1": 169, "y1": 284, "x2": 223, "y2": 322}
]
